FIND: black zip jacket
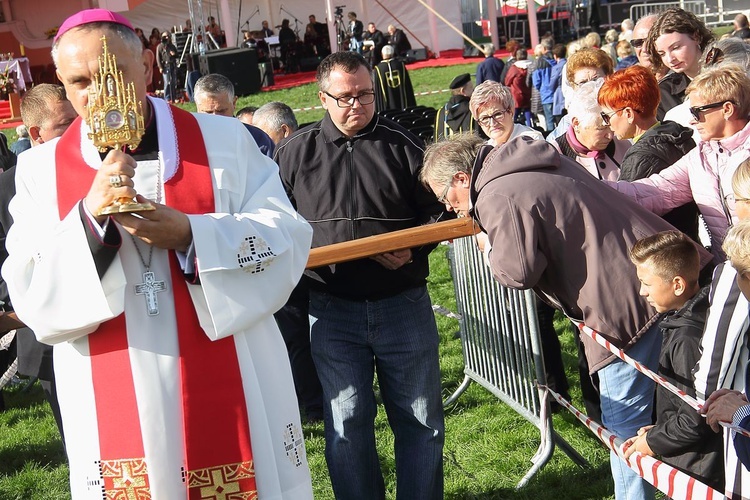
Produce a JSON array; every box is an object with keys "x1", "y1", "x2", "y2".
[
  {"x1": 657, "y1": 71, "x2": 690, "y2": 121},
  {"x1": 275, "y1": 113, "x2": 448, "y2": 300},
  {"x1": 618, "y1": 120, "x2": 699, "y2": 242},
  {"x1": 646, "y1": 286, "x2": 724, "y2": 491}
]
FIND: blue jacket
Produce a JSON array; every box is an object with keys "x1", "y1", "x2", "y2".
[
  {"x1": 550, "y1": 58, "x2": 566, "y2": 115},
  {"x1": 476, "y1": 56, "x2": 505, "y2": 85},
  {"x1": 531, "y1": 54, "x2": 556, "y2": 104},
  {"x1": 615, "y1": 55, "x2": 638, "y2": 71}
]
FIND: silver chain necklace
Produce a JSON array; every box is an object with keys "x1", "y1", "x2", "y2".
[{"x1": 131, "y1": 154, "x2": 166, "y2": 316}]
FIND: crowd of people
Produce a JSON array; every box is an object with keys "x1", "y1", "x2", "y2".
[
  {"x1": 427, "y1": 8, "x2": 750, "y2": 500},
  {"x1": 5, "y1": 5, "x2": 750, "y2": 500}
]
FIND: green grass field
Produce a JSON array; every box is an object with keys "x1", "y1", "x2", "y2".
[
  {"x1": 0, "y1": 250, "x2": 614, "y2": 500},
  {"x1": 0, "y1": 64, "x2": 618, "y2": 499}
]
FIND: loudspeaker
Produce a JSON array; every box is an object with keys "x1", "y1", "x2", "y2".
[
  {"x1": 299, "y1": 56, "x2": 322, "y2": 72},
  {"x1": 258, "y1": 62, "x2": 274, "y2": 87},
  {"x1": 405, "y1": 48, "x2": 428, "y2": 61},
  {"x1": 199, "y1": 48, "x2": 260, "y2": 96}
]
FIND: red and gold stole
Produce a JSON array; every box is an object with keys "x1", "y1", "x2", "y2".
[{"x1": 55, "y1": 106, "x2": 256, "y2": 498}]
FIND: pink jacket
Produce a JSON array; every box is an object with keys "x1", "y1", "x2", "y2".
[{"x1": 608, "y1": 120, "x2": 750, "y2": 261}]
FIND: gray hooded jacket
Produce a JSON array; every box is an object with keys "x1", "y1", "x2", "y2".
[{"x1": 469, "y1": 136, "x2": 711, "y2": 371}]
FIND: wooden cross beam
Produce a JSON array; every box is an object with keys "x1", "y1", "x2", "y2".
[{"x1": 306, "y1": 217, "x2": 480, "y2": 269}]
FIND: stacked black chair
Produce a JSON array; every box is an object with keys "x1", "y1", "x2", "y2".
[{"x1": 378, "y1": 106, "x2": 438, "y2": 144}]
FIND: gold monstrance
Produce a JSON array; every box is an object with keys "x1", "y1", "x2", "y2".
[{"x1": 89, "y1": 35, "x2": 154, "y2": 216}]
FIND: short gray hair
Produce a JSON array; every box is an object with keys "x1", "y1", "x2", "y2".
[
  {"x1": 15, "y1": 124, "x2": 28, "y2": 138},
  {"x1": 382, "y1": 44, "x2": 394, "y2": 59},
  {"x1": 194, "y1": 73, "x2": 235, "y2": 101},
  {"x1": 253, "y1": 101, "x2": 298, "y2": 133},
  {"x1": 469, "y1": 80, "x2": 514, "y2": 117},
  {"x1": 52, "y1": 22, "x2": 143, "y2": 68},
  {"x1": 421, "y1": 133, "x2": 484, "y2": 187}
]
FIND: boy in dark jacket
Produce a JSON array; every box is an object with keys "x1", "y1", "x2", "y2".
[{"x1": 624, "y1": 230, "x2": 724, "y2": 492}]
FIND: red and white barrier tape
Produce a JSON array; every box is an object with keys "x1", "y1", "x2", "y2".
[
  {"x1": 576, "y1": 321, "x2": 750, "y2": 439},
  {"x1": 541, "y1": 385, "x2": 724, "y2": 499},
  {"x1": 291, "y1": 105, "x2": 325, "y2": 113}
]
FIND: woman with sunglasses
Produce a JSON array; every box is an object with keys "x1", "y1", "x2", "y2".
[
  {"x1": 608, "y1": 64, "x2": 750, "y2": 262},
  {"x1": 550, "y1": 79, "x2": 630, "y2": 181},
  {"x1": 598, "y1": 64, "x2": 699, "y2": 241},
  {"x1": 468, "y1": 80, "x2": 543, "y2": 146},
  {"x1": 645, "y1": 7, "x2": 715, "y2": 121}
]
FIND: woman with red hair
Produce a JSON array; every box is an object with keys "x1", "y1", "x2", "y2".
[{"x1": 599, "y1": 64, "x2": 699, "y2": 240}]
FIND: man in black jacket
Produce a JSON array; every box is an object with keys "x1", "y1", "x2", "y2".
[
  {"x1": 274, "y1": 51, "x2": 445, "y2": 500},
  {"x1": 434, "y1": 72, "x2": 477, "y2": 141},
  {"x1": 387, "y1": 24, "x2": 411, "y2": 57},
  {"x1": 362, "y1": 22, "x2": 386, "y2": 66}
]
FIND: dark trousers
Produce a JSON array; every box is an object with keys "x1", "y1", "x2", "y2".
[
  {"x1": 536, "y1": 299, "x2": 570, "y2": 399},
  {"x1": 273, "y1": 280, "x2": 323, "y2": 420}
]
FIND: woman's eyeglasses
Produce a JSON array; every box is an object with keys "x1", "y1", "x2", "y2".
[
  {"x1": 600, "y1": 108, "x2": 625, "y2": 126},
  {"x1": 688, "y1": 101, "x2": 732, "y2": 121},
  {"x1": 476, "y1": 109, "x2": 509, "y2": 127}
]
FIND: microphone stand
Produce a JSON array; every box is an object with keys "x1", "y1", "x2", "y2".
[
  {"x1": 237, "y1": 6, "x2": 260, "y2": 47},
  {"x1": 280, "y1": 5, "x2": 303, "y2": 40}
]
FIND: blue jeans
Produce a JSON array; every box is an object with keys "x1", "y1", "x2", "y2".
[
  {"x1": 349, "y1": 38, "x2": 363, "y2": 54},
  {"x1": 542, "y1": 102, "x2": 555, "y2": 132},
  {"x1": 163, "y1": 65, "x2": 176, "y2": 102},
  {"x1": 309, "y1": 287, "x2": 444, "y2": 500},
  {"x1": 598, "y1": 323, "x2": 661, "y2": 500}
]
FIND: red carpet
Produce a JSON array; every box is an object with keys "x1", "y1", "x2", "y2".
[{"x1": 264, "y1": 49, "x2": 508, "y2": 92}]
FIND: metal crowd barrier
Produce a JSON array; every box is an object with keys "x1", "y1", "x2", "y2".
[{"x1": 444, "y1": 237, "x2": 589, "y2": 488}]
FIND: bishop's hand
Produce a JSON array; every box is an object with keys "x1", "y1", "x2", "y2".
[
  {"x1": 112, "y1": 196, "x2": 193, "y2": 252},
  {"x1": 85, "y1": 149, "x2": 137, "y2": 224}
]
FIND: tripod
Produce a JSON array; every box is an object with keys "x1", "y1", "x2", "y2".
[{"x1": 333, "y1": 9, "x2": 348, "y2": 52}]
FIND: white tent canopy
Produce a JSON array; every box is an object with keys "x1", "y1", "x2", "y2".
[
  {"x1": 0, "y1": 0, "x2": 463, "y2": 57},
  {"x1": 110, "y1": 0, "x2": 463, "y2": 55}
]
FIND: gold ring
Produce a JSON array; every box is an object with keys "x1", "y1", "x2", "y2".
[{"x1": 109, "y1": 174, "x2": 122, "y2": 188}]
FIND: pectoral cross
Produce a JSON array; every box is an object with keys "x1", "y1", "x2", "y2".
[{"x1": 134, "y1": 271, "x2": 166, "y2": 316}]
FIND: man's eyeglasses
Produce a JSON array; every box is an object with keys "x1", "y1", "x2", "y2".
[
  {"x1": 323, "y1": 91, "x2": 376, "y2": 108},
  {"x1": 437, "y1": 181, "x2": 452, "y2": 204},
  {"x1": 630, "y1": 38, "x2": 646, "y2": 49},
  {"x1": 477, "y1": 109, "x2": 509, "y2": 127},
  {"x1": 600, "y1": 108, "x2": 625, "y2": 126},
  {"x1": 689, "y1": 101, "x2": 732, "y2": 121}
]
